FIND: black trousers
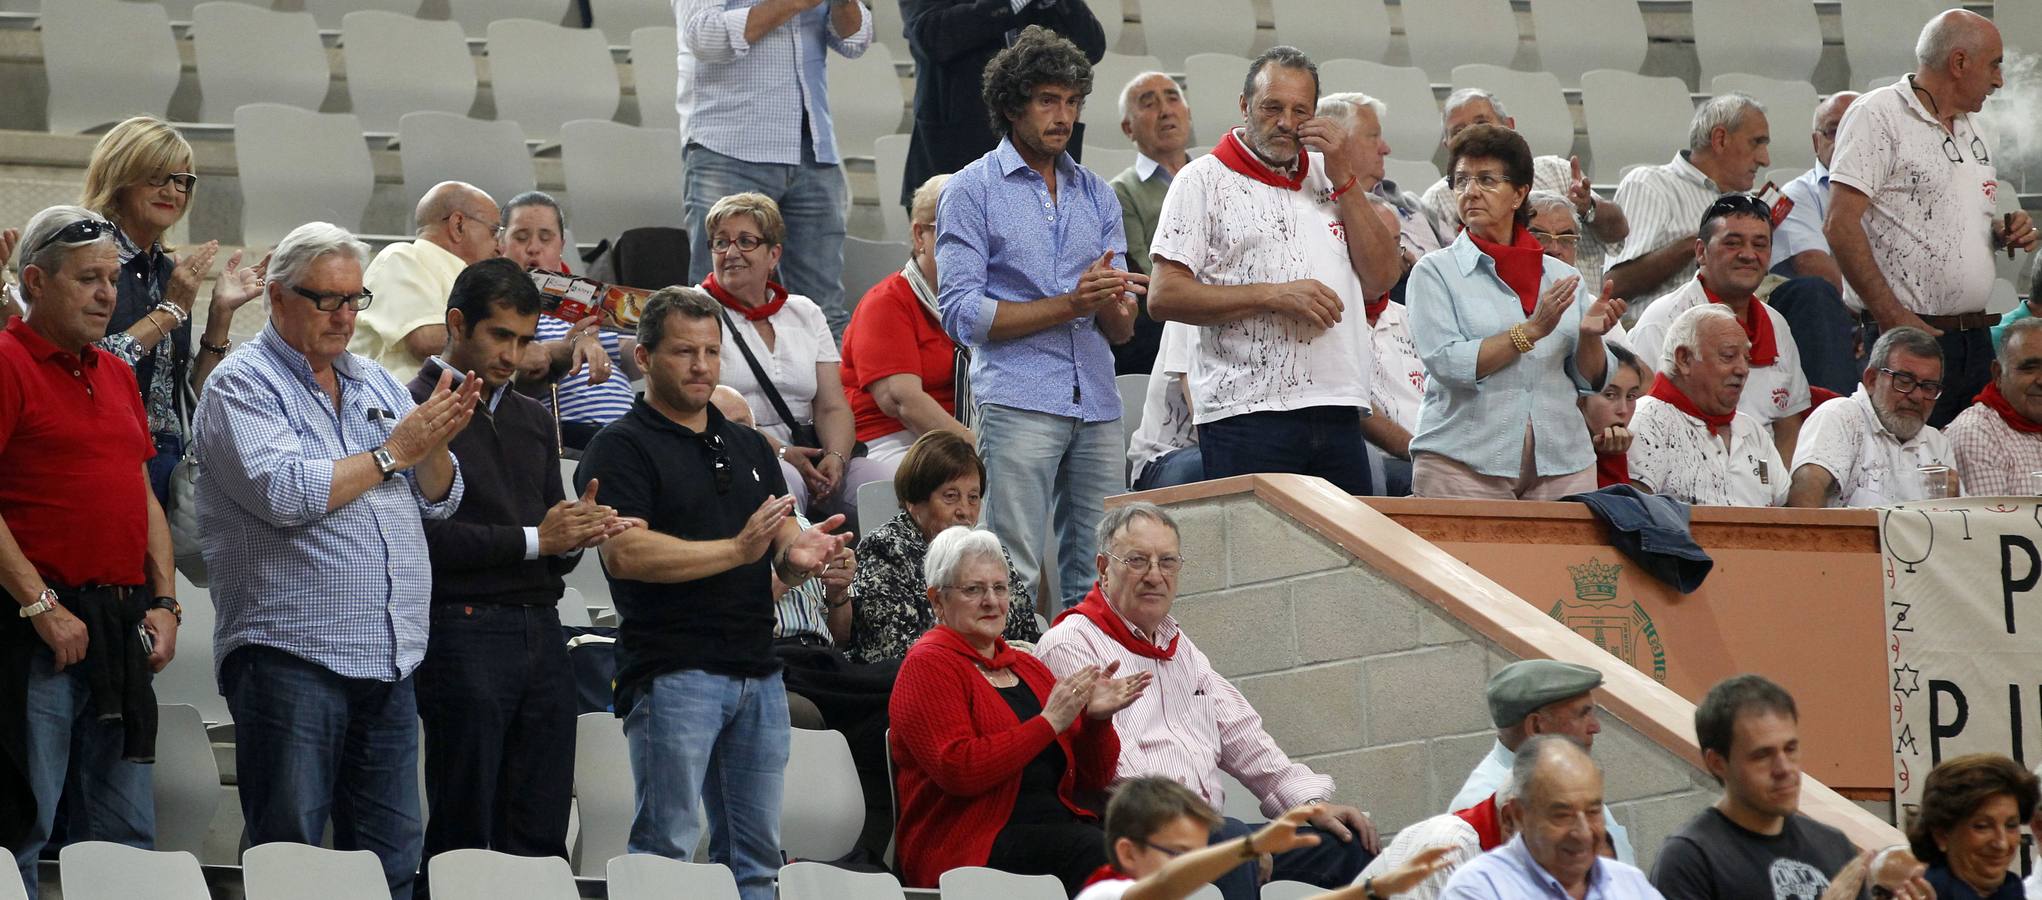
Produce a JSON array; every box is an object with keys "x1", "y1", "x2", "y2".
[
  {"x1": 987, "y1": 820, "x2": 1108, "y2": 897},
  {"x1": 417, "y1": 603, "x2": 576, "y2": 863},
  {"x1": 775, "y1": 641, "x2": 898, "y2": 863}
]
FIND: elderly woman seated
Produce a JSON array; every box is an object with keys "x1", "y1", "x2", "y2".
[
  {"x1": 847, "y1": 430, "x2": 1039, "y2": 663},
  {"x1": 1906, "y1": 753, "x2": 2038, "y2": 899},
  {"x1": 890, "y1": 526, "x2": 1149, "y2": 894}
]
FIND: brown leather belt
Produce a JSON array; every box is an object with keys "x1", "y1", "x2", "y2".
[{"x1": 1917, "y1": 311, "x2": 2002, "y2": 332}]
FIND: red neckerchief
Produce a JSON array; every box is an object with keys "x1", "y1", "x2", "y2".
[
  {"x1": 1466, "y1": 224, "x2": 1546, "y2": 316},
  {"x1": 1596, "y1": 452, "x2": 1630, "y2": 489},
  {"x1": 1365, "y1": 293, "x2": 1391, "y2": 327},
  {"x1": 1081, "y1": 866, "x2": 1128, "y2": 889},
  {"x1": 923, "y1": 620, "x2": 1025, "y2": 671},
  {"x1": 1977, "y1": 381, "x2": 2042, "y2": 434},
  {"x1": 1697, "y1": 276, "x2": 1778, "y2": 368},
  {"x1": 1649, "y1": 372, "x2": 1736, "y2": 436},
  {"x1": 1212, "y1": 128, "x2": 1308, "y2": 191},
  {"x1": 1053, "y1": 582, "x2": 1178, "y2": 661},
  {"x1": 702, "y1": 273, "x2": 789, "y2": 322},
  {"x1": 1451, "y1": 794, "x2": 1506, "y2": 851}
]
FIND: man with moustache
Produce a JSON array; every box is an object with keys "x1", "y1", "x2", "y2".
[
  {"x1": 1650, "y1": 676, "x2": 1856, "y2": 900},
  {"x1": 1605, "y1": 95, "x2": 1772, "y2": 315},
  {"x1": 1787, "y1": 327, "x2": 1959, "y2": 507},
  {"x1": 412, "y1": 258, "x2": 635, "y2": 866},
  {"x1": 1945, "y1": 317, "x2": 2042, "y2": 496},
  {"x1": 1146, "y1": 46, "x2": 1402, "y2": 493},
  {"x1": 1109, "y1": 70, "x2": 1192, "y2": 374},
  {"x1": 1627, "y1": 305, "x2": 1789, "y2": 507},
  {"x1": 1441, "y1": 737, "x2": 1663, "y2": 900},
  {"x1": 936, "y1": 25, "x2": 1141, "y2": 609}
]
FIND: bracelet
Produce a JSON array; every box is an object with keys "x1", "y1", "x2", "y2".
[
  {"x1": 826, "y1": 449, "x2": 847, "y2": 463},
  {"x1": 1508, "y1": 323, "x2": 1535, "y2": 353},
  {"x1": 199, "y1": 338, "x2": 231, "y2": 355},
  {"x1": 153, "y1": 301, "x2": 189, "y2": 329},
  {"x1": 1237, "y1": 830, "x2": 1259, "y2": 860},
  {"x1": 1329, "y1": 175, "x2": 1359, "y2": 202}
]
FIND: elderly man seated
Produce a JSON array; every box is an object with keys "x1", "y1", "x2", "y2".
[
  {"x1": 354, "y1": 181, "x2": 502, "y2": 381},
  {"x1": 1354, "y1": 775, "x2": 1519, "y2": 900},
  {"x1": 1037, "y1": 503, "x2": 1379, "y2": 900},
  {"x1": 1946, "y1": 318, "x2": 2042, "y2": 496},
  {"x1": 1628, "y1": 305, "x2": 1789, "y2": 506},
  {"x1": 1418, "y1": 89, "x2": 1629, "y2": 286},
  {"x1": 1788, "y1": 327, "x2": 1960, "y2": 507},
  {"x1": 1627, "y1": 194, "x2": 1809, "y2": 463},
  {"x1": 1450, "y1": 660, "x2": 1634, "y2": 864},
  {"x1": 1605, "y1": 94, "x2": 1770, "y2": 316},
  {"x1": 1764, "y1": 92, "x2": 1864, "y2": 395},
  {"x1": 1440, "y1": 737, "x2": 1664, "y2": 900},
  {"x1": 1110, "y1": 71, "x2": 1193, "y2": 375}
]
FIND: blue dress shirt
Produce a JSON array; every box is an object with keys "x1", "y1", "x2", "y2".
[
  {"x1": 193, "y1": 325, "x2": 463, "y2": 686},
  {"x1": 935, "y1": 137, "x2": 1128, "y2": 423},
  {"x1": 677, "y1": 0, "x2": 873, "y2": 166},
  {"x1": 1440, "y1": 835, "x2": 1665, "y2": 899}
]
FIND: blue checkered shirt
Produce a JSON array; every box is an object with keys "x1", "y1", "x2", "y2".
[
  {"x1": 192, "y1": 324, "x2": 463, "y2": 685},
  {"x1": 677, "y1": 0, "x2": 872, "y2": 166}
]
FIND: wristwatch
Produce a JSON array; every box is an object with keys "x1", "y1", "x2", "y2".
[
  {"x1": 372, "y1": 446, "x2": 401, "y2": 481},
  {"x1": 18, "y1": 588, "x2": 58, "y2": 618},
  {"x1": 149, "y1": 596, "x2": 183, "y2": 625}
]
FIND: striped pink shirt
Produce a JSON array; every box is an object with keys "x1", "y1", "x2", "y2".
[{"x1": 1035, "y1": 611, "x2": 1336, "y2": 819}]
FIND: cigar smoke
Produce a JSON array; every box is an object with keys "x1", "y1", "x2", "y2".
[{"x1": 1981, "y1": 49, "x2": 2042, "y2": 193}]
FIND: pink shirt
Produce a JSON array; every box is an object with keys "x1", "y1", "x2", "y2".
[{"x1": 1035, "y1": 610, "x2": 1335, "y2": 819}]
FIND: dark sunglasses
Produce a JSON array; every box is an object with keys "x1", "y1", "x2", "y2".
[
  {"x1": 707, "y1": 433, "x2": 733, "y2": 493},
  {"x1": 290, "y1": 285, "x2": 375, "y2": 312},
  {"x1": 30, "y1": 217, "x2": 117, "y2": 254},
  {"x1": 1699, "y1": 193, "x2": 1777, "y2": 235}
]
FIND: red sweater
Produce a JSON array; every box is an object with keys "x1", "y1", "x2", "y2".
[{"x1": 888, "y1": 626, "x2": 1120, "y2": 888}]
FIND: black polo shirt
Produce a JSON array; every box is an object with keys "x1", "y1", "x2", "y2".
[{"x1": 576, "y1": 397, "x2": 788, "y2": 709}]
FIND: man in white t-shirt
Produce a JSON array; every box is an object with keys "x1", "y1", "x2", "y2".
[
  {"x1": 1605, "y1": 95, "x2": 1770, "y2": 317},
  {"x1": 1146, "y1": 47, "x2": 1402, "y2": 495},
  {"x1": 1629, "y1": 305, "x2": 1789, "y2": 507},
  {"x1": 1127, "y1": 322, "x2": 1202, "y2": 491},
  {"x1": 1825, "y1": 10, "x2": 2038, "y2": 429},
  {"x1": 1626, "y1": 194, "x2": 1810, "y2": 463},
  {"x1": 1788, "y1": 327, "x2": 1959, "y2": 507},
  {"x1": 1358, "y1": 197, "x2": 1423, "y2": 496},
  {"x1": 1416, "y1": 89, "x2": 1629, "y2": 287}
]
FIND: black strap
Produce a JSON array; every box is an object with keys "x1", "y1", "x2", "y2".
[{"x1": 716, "y1": 305, "x2": 803, "y2": 437}]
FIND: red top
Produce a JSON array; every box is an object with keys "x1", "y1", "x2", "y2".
[
  {"x1": 889, "y1": 625, "x2": 1119, "y2": 888},
  {"x1": 0, "y1": 317, "x2": 153, "y2": 587},
  {"x1": 840, "y1": 272, "x2": 957, "y2": 442}
]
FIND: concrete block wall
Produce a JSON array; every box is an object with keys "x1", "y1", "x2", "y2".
[{"x1": 1165, "y1": 493, "x2": 1719, "y2": 872}]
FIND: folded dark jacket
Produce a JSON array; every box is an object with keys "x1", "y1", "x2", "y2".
[
  {"x1": 71, "y1": 586, "x2": 158, "y2": 763},
  {"x1": 1563, "y1": 484, "x2": 1714, "y2": 593}
]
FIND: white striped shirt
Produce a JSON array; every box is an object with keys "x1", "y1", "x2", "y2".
[
  {"x1": 1035, "y1": 610, "x2": 1336, "y2": 819},
  {"x1": 536, "y1": 315, "x2": 634, "y2": 425},
  {"x1": 1607, "y1": 152, "x2": 1725, "y2": 312}
]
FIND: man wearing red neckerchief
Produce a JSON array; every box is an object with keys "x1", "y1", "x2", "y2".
[
  {"x1": 1627, "y1": 304, "x2": 1789, "y2": 507},
  {"x1": 1945, "y1": 317, "x2": 2042, "y2": 495}
]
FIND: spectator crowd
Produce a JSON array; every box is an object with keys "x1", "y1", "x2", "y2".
[{"x1": 5, "y1": 3, "x2": 2042, "y2": 900}]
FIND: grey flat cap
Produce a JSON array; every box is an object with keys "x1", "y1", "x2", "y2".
[{"x1": 1487, "y1": 660, "x2": 1604, "y2": 728}]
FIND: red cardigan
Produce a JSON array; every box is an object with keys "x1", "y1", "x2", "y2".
[{"x1": 888, "y1": 626, "x2": 1120, "y2": 888}]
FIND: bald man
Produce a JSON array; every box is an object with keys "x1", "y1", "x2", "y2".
[
  {"x1": 1825, "y1": 9, "x2": 2038, "y2": 428},
  {"x1": 1764, "y1": 92, "x2": 1863, "y2": 395},
  {"x1": 354, "y1": 182, "x2": 503, "y2": 381}
]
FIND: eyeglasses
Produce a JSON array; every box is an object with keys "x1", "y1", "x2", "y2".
[
  {"x1": 944, "y1": 583, "x2": 1011, "y2": 602},
  {"x1": 289, "y1": 285, "x2": 375, "y2": 312},
  {"x1": 146, "y1": 172, "x2": 199, "y2": 194},
  {"x1": 1104, "y1": 550, "x2": 1187, "y2": 576},
  {"x1": 29, "y1": 217, "x2": 117, "y2": 254},
  {"x1": 1530, "y1": 229, "x2": 1580, "y2": 248},
  {"x1": 711, "y1": 234, "x2": 770, "y2": 254},
  {"x1": 1449, "y1": 172, "x2": 1515, "y2": 194},
  {"x1": 1941, "y1": 132, "x2": 1990, "y2": 165},
  {"x1": 444, "y1": 211, "x2": 503, "y2": 240},
  {"x1": 1878, "y1": 367, "x2": 1946, "y2": 400},
  {"x1": 1142, "y1": 841, "x2": 1196, "y2": 859},
  {"x1": 707, "y1": 433, "x2": 732, "y2": 493}
]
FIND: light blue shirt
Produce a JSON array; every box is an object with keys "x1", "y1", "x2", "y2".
[
  {"x1": 676, "y1": 0, "x2": 872, "y2": 166},
  {"x1": 1440, "y1": 835, "x2": 1663, "y2": 900},
  {"x1": 193, "y1": 325, "x2": 463, "y2": 685},
  {"x1": 936, "y1": 137, "x2": 1128, "y2": 423},
  {"x1": 1450, "y1": 740, "x2": 1634, "y2": 865},
  {"x1": 1770, "y1": 162, "x2": 1831, "y2": 270},
  {"x1": 1405, "y1": 233, "x2": 1614, "y2": 478}
]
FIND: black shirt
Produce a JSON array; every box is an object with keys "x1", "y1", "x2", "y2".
[
  {"x1": 994, "y1": 681, "x2": 1075, "y2": 826},
  {"x1": 576, "y1": 398, "x2": 790, "y2": 710},
  {"x1": 1651, "y1": 807, "x2": 1856, "y2": 900}
]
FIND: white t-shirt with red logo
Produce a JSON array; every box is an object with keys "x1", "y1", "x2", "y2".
[
  {"x1": 1149, "y1": 146, "x2": 1374, "y2": 425},
  {"x1": 1624, "y1": 278, "x2": 1810, "y2": 429},
  {"x1": 1369, "y1": 300, "x2": 1424, "y2": 434}
]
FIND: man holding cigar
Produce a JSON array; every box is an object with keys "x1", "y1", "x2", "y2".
[{"x1": 1147, "y1": 45, "x2": 1403, "y2": 494}]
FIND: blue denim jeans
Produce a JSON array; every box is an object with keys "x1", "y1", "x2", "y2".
[
  {"x1": 624, "y1": 668, "x2": 791, "y2": 900},
  {"x1": 1133, "y1": 445, "x2": 1205, "y2": 492},
  {"x1": 1766, "y1": 275, "x2": 1862, "y2": 396},
  {"x1": 1199, "y1": 406, "x2": 1374, "y2": 496},
  {"x1": 13, "y1": 645, "x2": 156, "y2": 897},
  {"x1": 222, "y1": 645, "x2": 422, "y2": 900},
  {"x1": 975, "y1": 404, "x2": 1126, "y2": 609},
  {"x1": 683, "y1": 140, "x2": 851, "y2": 335}
]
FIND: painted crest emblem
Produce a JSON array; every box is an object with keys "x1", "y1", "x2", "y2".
[{"x1": 1547, "y1": 557, "x2": 1667, "y2": 682}]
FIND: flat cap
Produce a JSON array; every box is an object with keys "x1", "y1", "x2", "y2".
[{"x1": 1487, "y1": 660, "x2": 1604, "y2": 728}]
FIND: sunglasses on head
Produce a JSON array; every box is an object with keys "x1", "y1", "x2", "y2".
[{"x1": 30, "y1": 217, "x2": 117, "y2": 254}]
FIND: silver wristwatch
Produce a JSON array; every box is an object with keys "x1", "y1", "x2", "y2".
[
  {"x1": 18, "y1": 588, "x2": 57, "y2": 618},
  {"x1": 372, "y1": 446, "x2": 401, "y2": 481}
]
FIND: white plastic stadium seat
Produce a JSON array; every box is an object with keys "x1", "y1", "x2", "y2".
[
  {"x1": 42, "y1": 0, "x2": 180, "y2": 133},
  {"x1": 842, "y1": 237, "x2": 906, "y2": 312},
  {"x1": 1084, "y1": 54, "x2": 1165, "y2": 152},
  {"x1": 1082, "y1": 147, "x2": 1138, "y2": 183},
  {"x1": 559, "y1": 120, "x2": 688, "y2": 244},
  {"x1": 1270, "y1": 0, "x2": 1389, "y2": 66},
  {"x1": 1383, "y1": 158, "x2": 1441, "y2": 196},
  {"x1": 57, "y1": 843, "x2": 208, "y2": 900},
  {"x1": 152, "y1": 704, "x2": 220, "y2": 858},
  {"x1": 588, "y1": 0, "x2": 671, "y2": 46},
  {"x1": 1261, "y1": 881, "x2": 1319, "y2": 900},
  {"x1": 1404, "y1": 0, "x2": 1518, "y2": 81},
  {"x1": 488, "y1": 19, "x2": 623, "y2": 143},
  {"x1": 448, "y1": 0, "x2": 570, "y2": 37},
  {"x1": 1693, "y1": 0, "x2": 1822, "y2": 85},
  {"x1": 428, "y1": 848, "x2": 579, "y2": 900},
  {"x1": 1710, "y1": 74, "x2": 1820, "y2": 174},
  {"x1": 940, "y1": 867, "x2": 1065, "y2": 900},
  {"x1": 0, "y1": 851, "x2": 21, "y2": 900},
  {"x1": 875, "y1": 134, "x2": 911, "y2": 241},
  {"x1": 1841, "y1": 0, "x2": 1943, "y2": 91},
  {"x1": 1183, "y1": 54, "x2": 1250, "y2": 154},
  {"x1": 343, "y1": 11, "x2": 477, "y2": 134},
  {"x1": 398, "y1": 112, "x2": 539, "y2": 213},
  {"x1": 1528, "y1": 0, "x2": 1647, "y2": 86},
  {"x1": 573, "y1": 713, "x2": 632, "y2": 875},
  {"x1": 869, "y1": 0, "x2": 908, "y2": 60},
  {"x1": 1580, "y1": 70, "x2": 1698, "y2": 183},
  {"x1": 632, "y1": 27, "x2": 683, "y2": 133},
  {"x1": 304, "y1": 0, "x2": 423, "y2": 30},
  {"x1": 781, "y1": 728, "x2": 865, "y2": 861},
  {"x1": 1141, "y1": 0, "x2": 1254, "y2": 70},
  {"x1": 193, "y1": 3, "x2": 331, "y2": 123},
  {"x1": 777, "y1": 861, "x2": 908, "y2": 900},
  {"x1": 244, "y1": 844, "x2": 389, "y2": 900},
  {"x1": 827, "y1": 42, "x2": 907, "y2": 159},
  {"x1": 154, "y1": 573, "x2": 230, "y2": 725},
  {"x1": 234, "y1": 105, "x2": 375, "y2": 247},
  {"x1": 1317, "y1": 60, "x2": 1438, "y2": 162},
  {"x1": 607, "y1": 855, "x2": 741, "y2": 900},
  {"x1": 1117, "y1": 372, "x2": 1146, "y2": 457},
  {"x1": 1452, "y1": 64, "x2": 1573, "y2": 159},
  {"x1": 856, "y1": 480, "x2": 900, "y2": 539}
]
